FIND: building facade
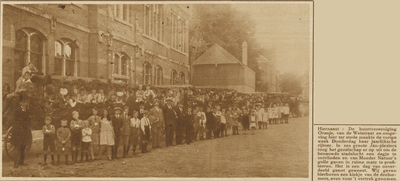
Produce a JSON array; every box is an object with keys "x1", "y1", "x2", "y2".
[
  {"x1": 192, "y1": 43, "x2": 256, "y2": 92},
  {"x1": 2, "y1": 4, "x2": 190, "y2": 90},
  {"x1": 256, "y1": 49, "x2": 280, "y2": 93}
]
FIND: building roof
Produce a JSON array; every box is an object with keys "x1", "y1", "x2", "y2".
[{"x1": 193, "y1": 43, "x2": 244, "y2": 66}]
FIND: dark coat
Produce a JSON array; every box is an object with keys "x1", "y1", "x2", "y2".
[
  {"x1": 163, "y1": 105, "x2": 177, "y2": 126},
  {"x1": 10, "y1": 102, "x2": 32, "y2": 146},
  {"x1": 112, "y1": 114, "x2": 123, "y2": 136},
  {"x1": 175, "y1": 108, "x2": 185, "y2": 128},
  {"x1": 205, "y1": 112, "x2": 215, "y2": 130}
]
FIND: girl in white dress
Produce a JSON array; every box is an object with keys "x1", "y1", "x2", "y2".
[{"x1": 98, "y1": 109, "x2": 115, "y2": 160}]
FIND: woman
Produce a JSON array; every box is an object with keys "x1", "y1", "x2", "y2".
[{"x1": 98, "y1": 109, "x2": 115, "y2": 160}]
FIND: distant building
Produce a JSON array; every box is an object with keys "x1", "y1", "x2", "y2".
[
  {"x1": 192, "y1": 42, "x2": 255, "y2": 92},
  {"x1": 256, "y1": 49, "x2": 280, "y2": 93},
  {"x1": 2, "y1": 4, "x2": 190, "y2": 90}
]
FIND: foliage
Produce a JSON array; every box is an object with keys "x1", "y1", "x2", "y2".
[
  {"x1": 279, "y1": 73, "x2": 303, "y2": 96},
  {"x1": 189, "y1": 4, "x2": 263, "y2": 72}
]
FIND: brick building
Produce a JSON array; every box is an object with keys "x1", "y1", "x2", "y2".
[
  {"x1": 192, "y1": 42, "x2": 256, "y2": 92},
  {"x1": 2, "y1": 4, "x2": 190, "y2": 90},
  {"x1": 256, "y1": 49, "x2": 280, "y2": 93}
]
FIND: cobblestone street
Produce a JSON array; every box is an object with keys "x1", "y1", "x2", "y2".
[{"x1": 2, "y1": 117, "x2": 309, "y2": 177}]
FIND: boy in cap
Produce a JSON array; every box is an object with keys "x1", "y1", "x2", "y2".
[
  {"x1": 127, "y1": 110, "x2": 140, "y2": 156},
  {"x1": 140, "y1": 110, "x2": 151, "y2": 153}
]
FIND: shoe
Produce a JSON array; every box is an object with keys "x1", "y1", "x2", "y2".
[{"x1": 108, "y1": 158, "x2": 112, "y2": 161}]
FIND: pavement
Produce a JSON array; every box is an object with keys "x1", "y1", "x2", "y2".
[{"x1": 2, "y1": 117, "x2": 309, "y2": 177}]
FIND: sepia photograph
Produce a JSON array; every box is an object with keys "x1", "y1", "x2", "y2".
[{"x1": 1, "y1": 1, "x2": 313, "y2": 178}]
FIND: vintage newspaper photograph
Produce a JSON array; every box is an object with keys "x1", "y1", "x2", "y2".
[{"x1": 1, "y1": 0, "x2": 313, "y2": 178}]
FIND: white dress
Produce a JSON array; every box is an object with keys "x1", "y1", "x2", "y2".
[{"x1": 99, "y1": 118, "x2": 115, "y2": 146}]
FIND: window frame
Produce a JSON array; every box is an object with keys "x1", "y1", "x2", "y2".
[
  {"x1": 54, "y1": 39, "x2": 78, "y2": 77},
  {"x1": 15, "y1": 28, "x2": 46, "y2": 75}
]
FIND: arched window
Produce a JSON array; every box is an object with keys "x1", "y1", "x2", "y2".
[
  {"x1": 144, "y1": 62, "x2": 152, "y2": 85},
  {"x1": 15, "y1": 28, "x2": 46, "y2": 75},
  {"x1": 171, "y1": 69, "x2": 178, "y2": 85},
  {"x1": 54, "y1": 38, "x2": 77, "y2": 76},
  {"x1": 179, "y1": 72, "x2": 185, "y2": 85},
  {"x1": 121, "y1": 55, "x2": 129, "y2": 76},
  {"x1": 113, "y1": 53, "x2": 130, "y2": 76},
  {"x1": 154, "y1": 65, "x2": 163, "y2": 85}
]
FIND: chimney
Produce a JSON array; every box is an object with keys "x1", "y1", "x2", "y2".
[{"x1": 242, "y1": 41, "x2": 248, "y2": 66}]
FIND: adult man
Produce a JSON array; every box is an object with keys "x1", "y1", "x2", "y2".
[
  {"x1": 184, "y1": 106, "x2": 194, "y2": 143},
  {"x1": 163, "y1": 98, "x2": 177, "y2": 147},
  {"x1": 112, "y1": 107, "x2": 123, "y2": 159},
  {"x1": 120, "y1": 106, "x2": 131, "y2": 158},
  {"x1": 148, "y1": 99, "x2": 164, "y2": 149},
  {"x1": 175, "y1": 102, "x2": 185, "y2": 145},
  {"x1": 10, "y1": 94, "x2": 32, "y2": 168}
]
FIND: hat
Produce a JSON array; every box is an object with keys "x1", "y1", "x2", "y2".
[
  {"x1": 114, "y1": 107, "x2": 122, "y2": 111},
  {"x1": 166, "y1": 98, "x2": 173, "y2": 102},
  {"x1": 117, "y1": 91, "x2": 124, "y2": 97},
  {"x1": 143, "y1": 110, "x2": 149, "y2": 115},
  {"x1": 177, "y1": 102, "x2": 183, "y2": 105}
]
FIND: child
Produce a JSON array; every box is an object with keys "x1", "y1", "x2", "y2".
[
  {"x1": 284, "y1": 103, "x2": 290, "y2": 123},
  {"x1": 98, "y1": 109, "x2": 115, "y2": 160},
  {"x1": 42, "y1": 116, "x2": 56, "y2": 166},
  {"x1": 56, "y1": 120, "x2": 71, "y2": 165},
  {"x1": 241, "y1": 110, "x2": 249, "y2": 135},
  {"x1": 249, "y1": 109, "x2": 257, "y2": 135},
  {"x1": 268, "y1": 104, "x2": 274, "y2": 125},
  {"x1": 77, "y1": 89, "x2": 88, "y2": 104},
  {"x1": 87, "y1": 89, "x2": 98, "y2": 104},
  {"x1": 88, "y1": 107, "x2": 101, "y2": 161},
  {"x1": 81, "y1": 120, "x2": 92, "y2": 162},
  {"x1": 262, "y1": 104, "x2": 269, "y2": 129},
  {"x1": 140, "y1": 110, "x2": 151, "y2": 153},
  {"x1": 97, "y1": 89, "x2": 107, "y2": 104},
  {"x1": 220, "y1": 109, "x2": 227, "y2": 137},
  {"x1": 70, "y1": 111, "x2": 84, "y2": 164},
  {"x1": 127, "y1": 110, "x2": 140, "y2": 156}
]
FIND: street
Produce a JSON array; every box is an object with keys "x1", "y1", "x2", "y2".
[{"x1": 2, "y1": 117, "x2": 309, "y2": 177}]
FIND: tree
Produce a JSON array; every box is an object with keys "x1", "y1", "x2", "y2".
[
  {"x1": 189, "y1": 4, "x2": 262, "y2": 72},
  {"x1": 280, "y1": 73, "x2": 302, "y2": 95}
]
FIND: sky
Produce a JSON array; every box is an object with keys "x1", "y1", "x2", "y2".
[{"x1": 232, "y1": 3, "x2": 312, "y2": 75}]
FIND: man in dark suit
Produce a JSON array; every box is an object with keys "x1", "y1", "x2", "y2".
[
  {"x1": 112, "y1": 107, "x2": 123, "y2": 159},
  {"x1": 184, "y1": 106, "x2": 194, "y2": 143},
  {"x1": 10, "y1": 95, "x2": 32, "y2": 168},
  {"x1": 163, "y1": 98, "x2": 177, "y2": 147},
  {"x1": 175, "y1": 102, "x2": 185, "y2": 145}
]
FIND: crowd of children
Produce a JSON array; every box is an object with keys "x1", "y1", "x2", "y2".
[{"x1": 39, "y1": 84, "x2": 293, "y2": 166}]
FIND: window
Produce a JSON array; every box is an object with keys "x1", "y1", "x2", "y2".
[
  {"x1": 154, "y1": 65, "x2": 163, "y2": 85},
  {"x1": 54, "y1": 39, "x2": 77, "y2": 76},
  {"x1": 171, "y1": 69, "x2": 178, "y2": 85},
  {"x1": 121, "y1": 56, "x2": 128, "y2": 76},
  {"x1": 144, "y1": 62, "x2": 152, "y2": 85},
  {"x1": 113, "y1": 54, "x2": 120, "y2": 75},
  {"x1": 114, "y1": 4, "x2": 130, "y2": 22},
  {"x1": 179, "y1": 72, "x2": 185, "y2": 84},
  {"x1": 15, "y1": 28, "x2": 46, "y2": 75},
  {"x1": 113, "y1": 53, "x2": 130, "y2": 76},
  {"x1": 171, "y1": 14, "x2": 186, "y2": 52},
  {"x1": 144, "y1": 4, "x2": 164, "y2": 41}
]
